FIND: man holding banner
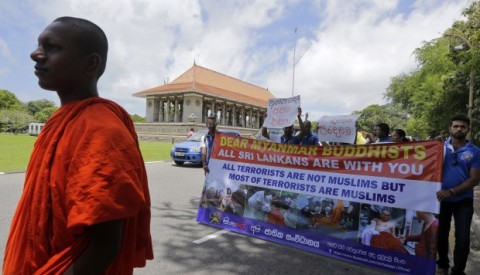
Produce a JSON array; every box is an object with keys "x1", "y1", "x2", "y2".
[{"x1": 436, "y1": 114, "x2": 480, "y2": 275}]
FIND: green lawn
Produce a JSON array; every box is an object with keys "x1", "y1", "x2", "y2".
[{"x1": 0, "y1": 133, "x2": 172, "y2": 173}]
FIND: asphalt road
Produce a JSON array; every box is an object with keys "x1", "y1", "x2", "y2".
[{"x1": 1, "y1": 161, "x2": 479, "y2": 274}]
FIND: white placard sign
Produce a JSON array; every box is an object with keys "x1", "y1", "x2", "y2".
[
  {"x1": 263, "y1": 95, "x2": 301, "y2": 129},
  {"x1": 317, "y1": 114, "x2": 360, "y2": 144}
]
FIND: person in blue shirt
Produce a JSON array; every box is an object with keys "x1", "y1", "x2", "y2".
[
  {"x1": 365, "y1": 123, "x2": 392, "y2": 143},
  {"x1": 436, "y1": 114, "x2": 480, "y2": 275},
  {"x1": 299, "y1": 119, "x2": 319, "y2": 146},
  {"x1": 201, "y1": 115, "x2": 218, "y2": 174}
]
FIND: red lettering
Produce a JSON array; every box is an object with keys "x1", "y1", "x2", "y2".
[
  {"x1": 271, "y1": 118, "x2": 289, "y2": 126},
  {"x1": 272, "y1": 106, "x2": 291, "y2": 115}
]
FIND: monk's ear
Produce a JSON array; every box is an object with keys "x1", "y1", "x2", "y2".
[{"x1": 84, "y1": 53, "x2": 102, "y2": 78}]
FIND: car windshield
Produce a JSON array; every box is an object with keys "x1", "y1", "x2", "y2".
[{"x1": 187, "y1": 131, "x2": 207, "y2": 141}]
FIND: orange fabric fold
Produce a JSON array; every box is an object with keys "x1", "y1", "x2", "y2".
[{"x1": 3, "y1": 97, "x2": 153, "y2": 275}]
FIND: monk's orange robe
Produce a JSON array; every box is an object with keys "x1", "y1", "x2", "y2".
[{"x1": 3, "y1": 97, "x2": 153, "y2": 274}]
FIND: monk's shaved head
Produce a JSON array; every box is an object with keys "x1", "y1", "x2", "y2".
[{"x1": 53, "y1": 16, "x2": 108, "y2": 78}]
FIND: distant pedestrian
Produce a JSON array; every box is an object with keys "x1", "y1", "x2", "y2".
[
  {"x1": 187, "y1": 128, "x2": 195, "y2": 138},
  {"x1": 201, "y1": 116, "x2": 218, "y2": 174}
]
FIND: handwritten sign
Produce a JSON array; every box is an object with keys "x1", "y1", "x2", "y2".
[
  {"x1": 263, "y1": 95, "x2": 301, "y2": 128},
  {"x1": 317, "y1": 114, "x2": 360, "y2": 144}
]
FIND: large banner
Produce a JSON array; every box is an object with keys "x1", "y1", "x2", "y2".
[{"x1": 196, "y1": 134, "x2": 443, "y2": 274}]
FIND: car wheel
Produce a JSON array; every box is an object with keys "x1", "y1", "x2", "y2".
[{"x1": 174, "y1": 160, "x2": 185, "y2": 165}]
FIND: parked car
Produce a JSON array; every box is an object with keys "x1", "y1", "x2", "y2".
[{"x1": 170, "y1": 129, "x2": 241, "y2": 165}]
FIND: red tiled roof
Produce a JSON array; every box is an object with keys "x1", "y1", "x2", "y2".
[{"x1": 133, "y1": 64, "x2": 274, "y2": 107}]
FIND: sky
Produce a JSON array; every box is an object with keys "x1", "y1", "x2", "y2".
[{"x1": 0, "y1": 0, "x2": 474, "y2": 121}]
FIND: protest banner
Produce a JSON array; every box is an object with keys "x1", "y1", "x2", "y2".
[
  {"x1": 263, "y1": 95, "x2": 301, "y2": 129},
  {"x1": 197, "y1": 134, "x2": 443, "y2": 274},
  {"x1": 317, "y1": 114, "x2": 360, "y2": 144}
]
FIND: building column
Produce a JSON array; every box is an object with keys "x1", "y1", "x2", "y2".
[
  {"x1": 165, "y1": 98, "x2": 170, "y2": 122},
  {"x1": 256, "y1": 109, "x2": 260, "y2": 128},
  {"x1": 248, "y1": 108, "x2": 253, "y2": 128},
  {"x1": 232, "y1": 105, "x2": 237, "y2": 127},
  {"x1": 202, "y1": 98, "x2": 208, "y2": 123},
  {"x1": 221, "y1": 103, "x2": 226, "y2": 125},
  {"x1": 174, "y1": 96, "x2": 179, "y2": 123},
  {"x1": 153, "y1": 97, "x2": 160, "y2": 122},
  {"x1": 159, "y1": 98, "x2": 164, "y2": 122},
  {"x1": 211, "y1": 99, "x2": 216, "y2": 119},
  {"x1": 241, "y1": 106, "x2": 246, "y2": 127}
]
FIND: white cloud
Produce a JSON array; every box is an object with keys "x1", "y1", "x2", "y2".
[
  {"x1": 0, "y1": 0, "x2": 471, "y2": 120},
  {"x1": 267, "y1": 0, "x2": 469, "y2": 119}
]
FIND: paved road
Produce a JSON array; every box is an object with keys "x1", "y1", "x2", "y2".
[{"x1": 1, "y1": 162, "x2": 479, "y2": 274}]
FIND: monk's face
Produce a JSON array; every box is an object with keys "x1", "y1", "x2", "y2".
[{"x1": 31, "y1": 21, "x2": 87, "y2": 93}]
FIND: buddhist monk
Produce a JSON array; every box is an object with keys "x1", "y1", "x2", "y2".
[{"x1": 3, "y1": 17, "x2": 153, "y2": 274}]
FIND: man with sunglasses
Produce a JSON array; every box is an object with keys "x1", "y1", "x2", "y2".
[{"x1": 436, "y1": 114, "x2": 480, "y2": 275}]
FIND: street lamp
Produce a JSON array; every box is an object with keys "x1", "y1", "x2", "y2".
[{"x1": 447, "y1": 32, "x2": 476, "y2": 119}]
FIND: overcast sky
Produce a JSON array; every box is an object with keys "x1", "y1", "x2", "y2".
[{"x1": 0, "y1": 0, "x2": 472, "y2": 121}]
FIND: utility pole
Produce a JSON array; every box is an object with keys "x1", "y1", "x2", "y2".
[
  {"x1": 291, "y1": 28, "x2": 311, "y2": 97},
  {"x1": 292, "y1": 28, "x2": 297, "y2": 97}
]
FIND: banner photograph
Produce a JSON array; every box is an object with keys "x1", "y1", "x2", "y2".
[{"x1": 197, "y1": 134, "x2": 444, "y2": 274}]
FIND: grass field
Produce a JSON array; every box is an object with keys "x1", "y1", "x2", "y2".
[{"x1": 0, "y1": 133, "x2": 173, "y2": 173}]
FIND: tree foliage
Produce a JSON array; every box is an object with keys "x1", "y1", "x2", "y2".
[
  {"x1": 34, "y1": 106, "x2": 58, "y2": 122},
  {"x1": 0, "y1": 89, "x2": 23, "y2": 110},
  {"x1": 0, "y1": 109, "x2": 34, "y2": 133},
  {"x1": 386, "y1": 1, "x2": 480, "y2": 143},
  {"x1": 352, "y1": 104, "x2": 409, "y2": 135},
  {"x1": 130, "y1": 114, "x2": 146, "y2": 123},
  {"x1": 26, "y1": 99, "x2": 57, "y2": 116}
]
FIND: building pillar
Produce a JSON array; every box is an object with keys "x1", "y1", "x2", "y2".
[
  {"x1": 212, "y1": 99, "x2": 216, "y2": 119},
  {"x1": 153, "y1": 97, "x2": 160, "y2": 122},
  {"x1": 248, "y1": 108, "x2": 253, "y2": 128},
  {"x1": 240, "y1": 106, "x2": 245, "y2": 127},
  {"x1": 232, "y1": 105, "x2": 237, "y2": 127},
  {"x1": 174, "y1": 96, "x2": 179, "y2": 123},
  {"x1": 256, "y1": 109, "x2": 260, "y2": 128},
  {"x1": 222, "y1": 103, "x2": 226, "y2": 125},
  {"x1": 165, "y1": 98, "x2": 170, "y2": 122},
  {"x1": 202, "y1": 98, "x2": 208, "y2": 123},
  {"x1": 159, "y1": 98, "x2": 164, "y2": 122}
]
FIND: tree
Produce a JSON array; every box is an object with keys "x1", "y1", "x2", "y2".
[
  {"x1": 130, "y1": 114, "x2": 146, "y2": 123},
  {"x1": 34, "y1": 106, "x2": 58, "y2": 122},
  {"x1": 26, "y1": 99, "x2": 57, "y2": 116},
  {"x1": 385, "y1": 1, "x2": 480, "y2": 144},
  {"x1": 443, "y1": 1, "x2": 480, "y2": 143},
  {"x1": 0, "y1": 89, "x2": 22, "y2": 110},
  {"x1": 386, "y1": 37, "x2": 459, "y2": 139},
  {"x1": 352, "y1": 104, "x2": 408, "y2": 134},
  {"x1": 0, "y1": 109, "x2": 34, "y2": 133}
]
